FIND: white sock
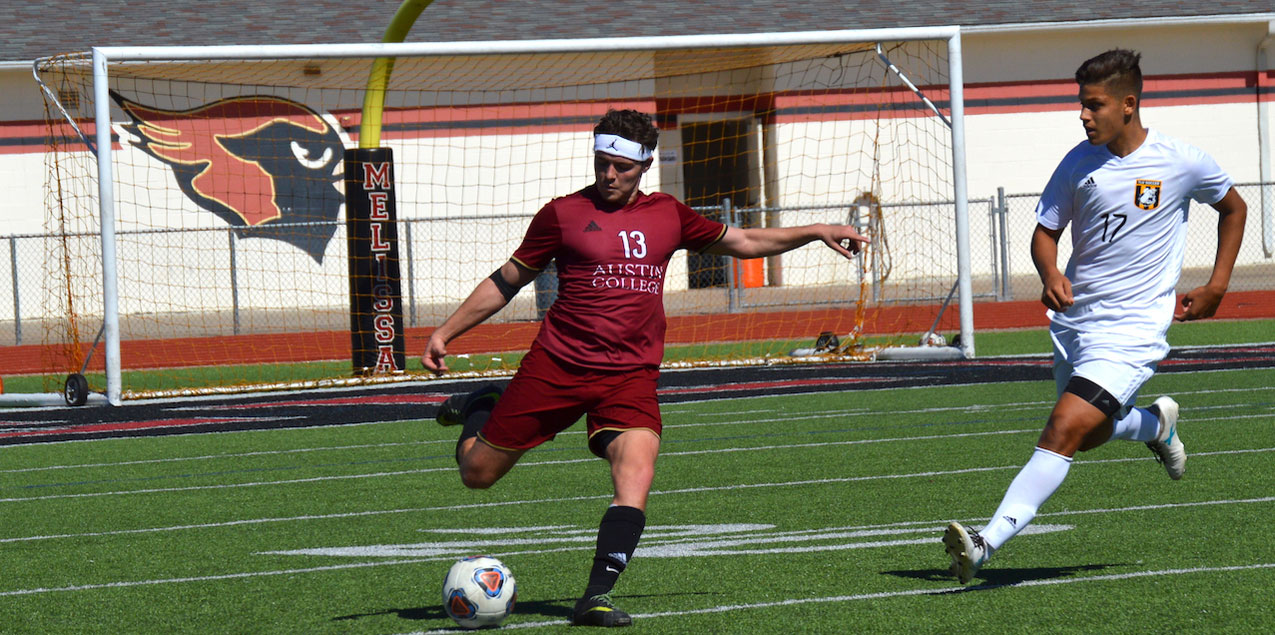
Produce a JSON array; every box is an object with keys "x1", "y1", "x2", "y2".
[
  {"x1": 1109, "y1": 406, "x2": 1159, "y2": 443},
  {"x1": 980, "y1": 447, "x2": 1073, "y2": 550}
]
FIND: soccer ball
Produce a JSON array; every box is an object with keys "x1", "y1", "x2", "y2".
[
  {"x1": 442, "y1": 555, "x2": 517, "y2": 629},
  {"x1": 920, "y1": 331, "x2": 947, "y2": 347}
]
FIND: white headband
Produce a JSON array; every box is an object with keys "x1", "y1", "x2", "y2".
[{"x1": 594, "y1": 133, "x2": 653, "y2": 162}]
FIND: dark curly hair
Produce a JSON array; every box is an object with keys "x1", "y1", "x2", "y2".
[
  {"x1": 1075, "y1": 49, "x2": 1142, "y2": 101},
  {"x1": 593, "y1": 109, "x2": 658, "y2": 153}
]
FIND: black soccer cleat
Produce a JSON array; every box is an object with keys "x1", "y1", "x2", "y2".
[
  {"x1": 571, "y1": 593, "x2": 632, "y2": 627},
  {"x1": 437, "y1": 385, "x2": 504, "y2": 428},
  {"x1": 435, "y1": 393, "x2": 467, "y2": 427}
]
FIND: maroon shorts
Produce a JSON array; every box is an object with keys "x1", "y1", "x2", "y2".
[{"x1": 478, "y1": 341, "x2": 661, "y2": 455}]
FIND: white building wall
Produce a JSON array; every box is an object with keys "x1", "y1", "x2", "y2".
[
  {"x1": 963, "y1": 21, "x2": 1272, "y2": 190},
  {"x1": 1, "y1": 19, "x2": 1272, "y2": 331}
]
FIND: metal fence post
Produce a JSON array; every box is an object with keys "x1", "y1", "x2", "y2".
[
  {"x1": 987, "y1": 196, "x2": 999, "y2": 300},
  {"x1": 849, "y1": 202, "x2": 863, "y2": 304},
  {"x1": 722, "y1": 198, "x2": 738, "y2": 314},
  {"x1": 997, "y1": 187, "x2": 1011, "y2": 301},
  {"x1": 871, "y1": 204, "x2": 882, "y2": 304},
  {"x1": 9, "y1": 235, "x2": 19, "y2": 345},
  {"x1": 228, "y1": 229, "x2": 240, "y2": 335},
  {"x1": 1264, "y1": 182, "x2": 1273, "y2": 258},
  {"x1": 404, "y1": 219, "x2": 416, "y2": 327}
]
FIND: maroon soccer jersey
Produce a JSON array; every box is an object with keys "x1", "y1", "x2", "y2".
[{"x1": 511, "y1": 186, "x2": 726, "y2": 370}]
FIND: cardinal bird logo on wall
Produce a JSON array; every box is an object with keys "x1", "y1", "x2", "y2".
[{"x1": 111, "y1": 92, "x2": 346, "y2": 263}]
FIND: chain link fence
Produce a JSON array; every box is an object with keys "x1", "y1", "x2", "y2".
[{"x1": 2, "y1": 183, "x2": 1271, "y2": 346}]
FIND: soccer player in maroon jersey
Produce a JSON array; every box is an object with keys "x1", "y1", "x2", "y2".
[{"x1": 421, "y1": 109, "x2": 868, "y2": 627}]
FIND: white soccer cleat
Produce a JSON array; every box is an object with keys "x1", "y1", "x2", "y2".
[
  {"x1": 943, "y1": 521, "x2": 991, "y2": 585},
  {"x1": 1145, "y1": 396, "x2": 1185, "y2": 480}
]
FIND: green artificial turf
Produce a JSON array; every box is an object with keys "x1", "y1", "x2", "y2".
[{"x1": 2, "y1": 366, "x2": 1272, "y2": 632}]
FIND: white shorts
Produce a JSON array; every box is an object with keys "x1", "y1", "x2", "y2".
[{"x1": 1050, "y1": 323, "x2": 1169, "y2": 417}]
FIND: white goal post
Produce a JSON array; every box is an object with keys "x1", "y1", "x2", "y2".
[{"x1": 42, "y1": 26, "x2": 972, "y2": 405}]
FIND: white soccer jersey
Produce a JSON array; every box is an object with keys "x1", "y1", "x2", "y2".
[{"x1": 1035, "y1": 129, "x2": 1233, "y2": 338}]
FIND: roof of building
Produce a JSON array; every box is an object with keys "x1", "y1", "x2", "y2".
[{"x1": 6, "y1": 1, "x2": 1274, "y2": 64}]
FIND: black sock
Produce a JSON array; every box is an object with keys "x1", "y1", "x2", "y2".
[
  {"x1": 583, "y1": 505, "x2": 646, "y2": 598},
  {"x1": 455, "y1": 384, "x2": 503, "y2": 464}
]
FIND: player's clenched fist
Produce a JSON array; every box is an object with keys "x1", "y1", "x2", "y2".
[
  {"x1": 1039, "y1": 272, "x2": 1074, "y2": 312},
  {"x1": 1174, "y1": 284, "x2": 1225, "y2": 322},
  {"x1": 421, "y1": 334, "x2": 449, "y2": 375}
]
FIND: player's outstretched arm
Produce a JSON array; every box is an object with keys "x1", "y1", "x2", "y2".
[
  {"x1": 1176, "y1": 187, "x2": 1247, "y2": 322},
  {"x1": 1032, "y1": 223, "x2": 1073, "y2": 312},
  {"x1": 704, "y1": 223, "x2": 869, "y2": 260},
  {"x1": 421, "y1": 260, "x2": 538, "y2": 374}
]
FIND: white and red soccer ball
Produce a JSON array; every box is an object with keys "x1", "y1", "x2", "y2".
[{"x1": 442, "y1": 555, "x2": 517, "y2": 629}]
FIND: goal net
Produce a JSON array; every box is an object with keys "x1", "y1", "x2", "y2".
[{"x1": 34, "y1": 28, "x2": 970, "y2": 402}]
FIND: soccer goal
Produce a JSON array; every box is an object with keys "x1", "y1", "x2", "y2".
[{"x1": 34, "y1": 27, "x2": 972, "y2": 404}]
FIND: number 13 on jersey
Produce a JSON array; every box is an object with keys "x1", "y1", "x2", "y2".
[{"x1": 618, "y1": 230, "x2": 647, "y2": 258}]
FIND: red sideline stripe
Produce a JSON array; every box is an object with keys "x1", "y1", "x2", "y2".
[
  {"x1": 0, "y1": 417, "x2": 251, "y2": 439},
  {"x1": 228, "y1": 394, "x2": 448, "y2": 408},
  {"x1": 1160, "y1": 355, "x2": 1275, "y2": 367}
]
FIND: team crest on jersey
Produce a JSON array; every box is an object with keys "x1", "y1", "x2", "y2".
[{"x1": 1134, "y1": 179, "x2": 1162, "y2": 211}]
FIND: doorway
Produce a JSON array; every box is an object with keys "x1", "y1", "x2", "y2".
[{"x1": 680, "y1": 116, "x2": 761, "y2": 289}]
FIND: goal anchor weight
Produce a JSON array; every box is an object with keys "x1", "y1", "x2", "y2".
[
  {"x1": 63, "y1": 323, "x2": 105, "y2": 406},
  {"x1": 64, "y1": 373, "x2": 89, "y2": 406}
]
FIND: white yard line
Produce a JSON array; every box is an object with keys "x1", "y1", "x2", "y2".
[
  {"x1": 0, "y1": 428, "x2": 1042, "y2": 504},
  {"x1": 663, "y1": 386, "x2": 1273, "y2": 418},
  {"x1": 0, "y1": 559, "x2": 433, "y2": 597},
  {"x1": 3, "y1": 445, "x2": 1271, "y2": 544},
  {"x1": 6, "y1": 440, "x2": 1269, "y2": 508},
  {"x1": 407, "y1": 562, "x2": 1275, "y2": 633},
  {"x1": 8, "y1": 384, "x2": 1267, "y2": 473},
  {"x1": 0, "y1": 440, "x2": 447, "y2": 474},
  {"x1": 660, "y1": 376, "x2": 1275, "y2": 407},
  {"x1": 0, "y1": 404, "x2": 1019, "y2": 474},
  {"x1": 3, "y1": 500, "x2": 1271, "y2": 603}
]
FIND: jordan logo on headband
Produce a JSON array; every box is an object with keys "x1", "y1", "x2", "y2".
[{"x1": 594, "y1": 133, "x2": 652, "y2": 162}]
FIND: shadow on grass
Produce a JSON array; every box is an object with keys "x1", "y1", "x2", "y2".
[
  {"x1": 882, "y1": 563, "x2": 1121, "y2": 587},
  {"x1": 332, "y1": 597, "x2": 573, "y2": 624},
  {"x1": 333, "y1": 591, "x2": 716, "y2": 625}
]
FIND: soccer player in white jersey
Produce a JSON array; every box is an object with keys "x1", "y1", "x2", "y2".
[{"x1": 943, "y1": 49, "x2": 1247, "y2": 584}]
